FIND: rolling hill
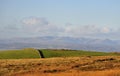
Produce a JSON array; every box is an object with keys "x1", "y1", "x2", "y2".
[{"x1": 0, "y1": 49, "x2": 120, "y2": 59}]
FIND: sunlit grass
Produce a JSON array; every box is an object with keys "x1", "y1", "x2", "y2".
[
  {"x1": 0, "y1": 48, "x2": 40, "y2": 59},
  {"x1": 0, "y1": 48, "x2": 120, "y2": 59},
  {"x1": 0, "y1": 56, "x2": 120, "y2": 76},
  {"x1": 41, "y1": 49, "x2": 120, "y2": 58}
]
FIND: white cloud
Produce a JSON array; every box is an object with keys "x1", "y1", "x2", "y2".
[
  {"x1": 62, "y1": 24, "x2": 117, "y2": 38},
  {"x1": 1, "y1": 16, "x2": 120, "y2": 39},
  {"x1": 100, "y1": 27, "x2": 111, "y2": 33},
  {"x1": 22, "y1": 17, "x2": 48, "y2": 25},
  {"x1": 63, "y1": 25, "x2": 99, "y2": 36},
  {"x1": 20, "y1": 17, "x2": 63, "y2": 37}
]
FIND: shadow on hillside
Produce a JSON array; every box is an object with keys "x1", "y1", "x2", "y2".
[{"x1": 36, "y1": 49, "x2": 45, "y2": 58}]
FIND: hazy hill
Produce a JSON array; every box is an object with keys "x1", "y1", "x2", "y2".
[{"x1": 0, "y1": 36, "x2": 120, "y2": 52}]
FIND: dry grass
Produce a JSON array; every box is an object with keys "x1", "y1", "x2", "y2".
[
  {"x1": 0, "y1": 56, "x2": 120, "y2": 76},
  {"x1": 16, "y1": 69, "x2": 120, "y2": 76}
]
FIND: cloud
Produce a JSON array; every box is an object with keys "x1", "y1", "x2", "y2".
[
  {"x1": 20, "y1": 17, "x2": 63, "y2": 37},
  {"x1": 0, "y1": 17, "x2": 63, "y2": 38},
  {"x1": 1, "y1": 16, "x2": 119, "y2": 40},
  {"x1": 20, "y1": 17, "x2": 120, "y2": 39},
  {"x1": 63, "y1": 25, "x2": 99, "y2": 35},
  {"x1": 62, "y1": 24, "x2": 117, "y2": 38},
  {"x1": 100, "y1": 27, "x2": 111, "y2": 33},
  {"x1": 22, "y1": 17, "x2": 49, "y2": 25}
]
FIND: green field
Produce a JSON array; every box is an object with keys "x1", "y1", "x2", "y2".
[
  {"x1": 0, "y1": 48, "x2": 120, "y2": 59},
  {"x1": 41, "y1": 49, "x2": 120, "y2": 58},
  {"x1": 0, "y1": 48, "x2": 40, "y2": 59}
]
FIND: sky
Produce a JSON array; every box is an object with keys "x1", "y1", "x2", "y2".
[{"x1": 0, "y1": 0, "x2": 120, "y2": 39}]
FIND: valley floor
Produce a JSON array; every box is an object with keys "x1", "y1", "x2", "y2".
[{"x1": 0, "y1": 56, "x2": 120, "y2": 76}]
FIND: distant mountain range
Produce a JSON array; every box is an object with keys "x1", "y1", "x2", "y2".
[{"x1": 0, "y1": 36, "x2": 120, "y2": 52}]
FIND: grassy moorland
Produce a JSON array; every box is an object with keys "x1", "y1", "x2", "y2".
[
  {"x1": 0, "y1": 56, "x2": 120, "y2": 76},
  {"x1": 41, "y1": 49, "x2": 120, "y2": 58},
  {"x1": 0, "y1": 49, "x2": 119, "y2": 59},
  {"x1": 0, "y1": 48, "x2": 40, "y2": 59},
  {"x1": 0, "y1": 48, "x2": 120, "y2": 59},
  {"x1": 0, "y1": 49, "x2": 120, "y2": 76}
]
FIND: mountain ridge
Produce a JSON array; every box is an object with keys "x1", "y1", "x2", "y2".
[{"x1": 0, "y1": 36, "x2": 120, "y2": 52}]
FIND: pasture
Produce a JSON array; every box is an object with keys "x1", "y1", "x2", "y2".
[
  {"x1": 0, "y1": 48, "x2": 119, "y2": 59},
  {"x1": 0, "y1": 48, "x2": 40, "y2": 59}
]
